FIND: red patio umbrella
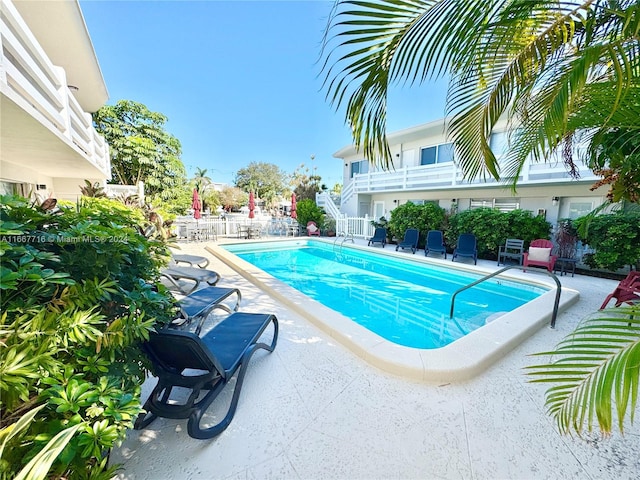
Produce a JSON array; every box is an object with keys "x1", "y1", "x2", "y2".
[
  {"x1": 192, "y1": 188, "x2": 201, "y2": 220},
  {"x1": 290, "y1": 193, "x2": 297, "y2": 219},
  {"x1": 248, "y1": 191, "x2": 255, "y2": 219}
]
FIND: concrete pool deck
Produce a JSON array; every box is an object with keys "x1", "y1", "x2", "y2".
[{"x1": 112, "y1": 238, "x2": 639, "y2": 479}]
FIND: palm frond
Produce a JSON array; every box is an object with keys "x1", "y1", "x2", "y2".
[{"x1": 526, "y1": 304, "x2": 640, "y2": 436}]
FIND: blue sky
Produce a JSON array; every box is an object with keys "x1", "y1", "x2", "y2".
[{"x1": 81, "y1": 0, "x2": 449, "y2": 187}]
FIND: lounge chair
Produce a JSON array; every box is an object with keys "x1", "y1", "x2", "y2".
[
  {"x1": 306, "y1": 221, "x2": 321, "y2": 236},
  {"x1": 172, "y1": 253, "x2": 209, "y2": 269},
  {"x1": 135, "y1": 312, "x2": 278, "y2": 439},
  {"x1": 600, "y1": 271, "x2": 640, "y2": 309},
  {"x1": 523, "y1": 239, "x2": 557, "y2": 273},
  {"x1": 424, "y1": 230, "x2": 447, "y2": 259},
  {"x1": 173, "y1": 286, "x2": 242, "y2": 335},
  {"x1": 368, "y1": 227, "x2": 387, "y2": 247},
  {"x1": 451, "y1": 233, "x2": 477, "y2": 264},
  {"x1": 497, "y1": 238, "x2": 525, "y2": 266},
  {"x1": 161, "y1": 262, "x2": 220, "y2": 294},
  {"x1": 395, "y1": 228, "x2": 419, "y2": 254}
]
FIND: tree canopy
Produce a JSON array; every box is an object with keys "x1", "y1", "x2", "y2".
[
  {"x1": 93, "y1": 100, "x2": 190, "y2": 212},
  {"x1": 234, "y1": 162, "x2": 289, "y2": 208}
]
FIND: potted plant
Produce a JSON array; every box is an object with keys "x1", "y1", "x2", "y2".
[{"x1": 324, "y1": 217, "x2": 336, "y2": 236}]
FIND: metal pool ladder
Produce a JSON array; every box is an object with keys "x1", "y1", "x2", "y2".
[
  {"x1": 333, "y1": 231, "x2": 355, "y2": 253},
  {"x1": 449, "y1": 266, "x2": 562, "y2": 328}
]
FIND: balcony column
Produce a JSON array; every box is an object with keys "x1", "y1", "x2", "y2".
[{"x1": 53, "y1": 65, "x2": 72, "y2": 141}]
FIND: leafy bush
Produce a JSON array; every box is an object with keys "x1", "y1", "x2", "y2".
[
  {"x1": 295, "y1": 199, "x2": 325, "y2": 230},
  {"x1": 387, "y1": 202, "x2": 446, "y2": 247},
  {"x1": 446, "y1": 208, "x2": 551, "y2": 258},
  {"x1": 575, "y1": 211, "x2": 640, "y2": 271},
  {"x1": 0, "y1": 195, "x2": 177, "y2": 479}
]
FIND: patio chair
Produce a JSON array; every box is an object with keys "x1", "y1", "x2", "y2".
[
  {"x1": 368, "y1": 227, "x2": 387, "y2": 248},
  {"x1": 172, "y1": 253, "x2": 210, "y2": 269},
  {"x1": 135, "y1": 312, "x2": 278, "y2": 439},
  {"x1": 424, "y1": 230, "x2": 447, "y2": 259},
  {"x1": 306, "y1": 221, "x2": 321, "y2": 236},
  {"x1": 395, "y1": 228, "x2": 419, "y2": 254},
  {"x1": 173, "y1": 286, "x2": 242, "y2": 335},
  {"x1": 600, "y1": 271, "x2": 640, "y2": 309},
  {"x1": 523, "y1": 239, "x2": 557, "y2": 273},
  {"x1": 161, "y1": 262, "x2": 220, "y2": 294},
  {"x1": 497, "y1": 238, "x2": 524, "y2": 266},
  {"x1": 451, "y1": 233, "x2": 477, "y2": 264}
]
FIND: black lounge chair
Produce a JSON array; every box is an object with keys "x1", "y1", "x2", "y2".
[
  {"x1": 135, "y1": 312, "x2": 279, "y2": 439},
  {"x1": 172, "y1": 253, "x2": 210, "y2": 269},
  {"x1": 424, "y1": 230, "x2": 447, "y2": 259},
  {"x1": 368, "y1": 227, "x2": 387, "y2": 248},
  {"x1": 395, "y1": 228, "x2": 419, "y2": 254},
  {"x1": 160, "y1": 263, "x2": 220, "y2": 294},
  {"x1": 452, "y1": 233, "x2": 478, "y2": 264},
  {"x1": 174, "y1": 286, "x2": 242, "y2": 335}
]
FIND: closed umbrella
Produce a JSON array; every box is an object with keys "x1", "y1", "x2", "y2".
[
  {"x1": 192, "y1": 188, "x2": 201, "y2": 220},
  {"x1": 290, "y1": 193, "x2": 297, "y2": 219},
  {"x1": 248, "y1": 191, "x2": 255, "y2": 219}
]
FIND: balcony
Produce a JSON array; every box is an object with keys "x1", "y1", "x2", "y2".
[
  {"x1": 341, "y1": 156, "x2": 598, "y2": 205},
  {"x1": 0, "y1": 0, "x2": 110, "y2": 179}
]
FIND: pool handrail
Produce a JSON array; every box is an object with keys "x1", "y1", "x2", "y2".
[{"x1": 449, "y1": 266, "x2": 562, "y2": 328}]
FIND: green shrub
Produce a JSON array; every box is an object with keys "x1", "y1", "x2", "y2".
[
  {"x1": 446, "y1": 208, "x2": 551, "y2": 258},
  {"x1": 0, "y1": 195, "x2": 177, "y2": 479},
  {"x1": 575, "y1": 211, "x2": 640, "y2": 271},
  {"x1": 387, "y1": 202, "x2": 446, "y2": 247},
  {"x1": 295, "y1": 199, "x2": 325, "y2": 230}
]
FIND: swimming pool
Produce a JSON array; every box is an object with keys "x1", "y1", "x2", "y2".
[
  {"x1": 207, "y1": 239, "x2": 579, "y2": 382},
  {"x1": 222, "y1": 241, "x2": 544, "y2": 349}
]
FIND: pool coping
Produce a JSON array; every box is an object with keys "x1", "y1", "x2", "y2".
[{"x1": 206, "y1": 238, "x2": 580, "y2": 383}]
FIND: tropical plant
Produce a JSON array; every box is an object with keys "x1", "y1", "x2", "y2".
[
  {"x1": 93, "y1": 99, "x2": 191, "y2": 213},
  {"x1": 554, "y1": 219, "x2": 578, "y2": 259},
  {"x1": 447, "y1": 208, "x2": 551, "y2": 258},
  {"x1": 234, "y1": 162, "x2": 289, "y2": 209},
  {"x1": 291, "y1": 162, "x2": 322, "y2": 202},
  {"x1": 321, "y1": 0, "x2": 640, "y2": 198},
  {"x1": 574, "y1": 211, "x2": 640, "y2": 271},
  {"x1": 0, "y1": 195, "x2": 176, "y2": 478},
  {"x1": 387, "y1": 202, "x2": 445, "y2": 247},
  {"x1": 79, "y1": 180, "x2": 107, "y2": 198},
  {"x1": 527, "y1": 305, "x2": 640, "y2": 436},
  {"x1": 295, "y1": 199, "x2": 325, "y2": 229}
]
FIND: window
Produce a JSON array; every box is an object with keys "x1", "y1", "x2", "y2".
[
  {"x1": 420, "y1": 143, "x2": 454, "y2": 165},
  {"x1": 568, "y1": 202, "x2": 593, "y2": 219},
  {"x1": 351, "y1": 160, "x2": 369, "y2": 178}
]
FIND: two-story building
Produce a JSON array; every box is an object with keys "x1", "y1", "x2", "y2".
[
  {"x1": 332, "y1": 117, "x2": 607, "y2": 226},
  {"x1": 1, "y1": 0, "x2": 111, "y2": 202}
]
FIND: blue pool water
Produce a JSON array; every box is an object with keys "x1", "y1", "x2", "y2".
[{"x1": 223, "y1": 240, "x2": 547, "y2": 349}]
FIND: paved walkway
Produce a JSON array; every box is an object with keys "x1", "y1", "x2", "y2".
[{"x1": 112, "y1": 238, "x2": 638, "y2": 480}]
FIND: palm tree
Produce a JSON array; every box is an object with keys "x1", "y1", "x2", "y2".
[
  {"x1": 321, "y1": 0, "x2": 640, "y2": 435},
  {"x1": 192, "y1": 167, "x2": 212, "y2": 193},
  {"x1": 321, "y1": 0, "x2": 640, "y2": 194}
]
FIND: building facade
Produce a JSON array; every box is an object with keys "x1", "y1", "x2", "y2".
[
  {"x1": 332, "y1": 117, "x2": 608, "y2": 226},
  {"x1": 1, "y1": 0, "x2": 110, "y2": 202}
]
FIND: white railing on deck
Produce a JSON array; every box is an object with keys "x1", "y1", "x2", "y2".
[
  {"x1": 0, "y1": 0, "x2": 110, "y2": 177},
  {"x1": 335, "y1": 216, "x2": 375, "y2": 239},
  {"x1": 341, "y1": 158, "x2": 598, "y2": 207}
]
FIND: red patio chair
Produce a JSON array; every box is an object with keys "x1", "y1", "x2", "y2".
[
  {"x1": 306, "y1": 221, "x2": 320, "y2": 236},
  {"x1": 600, "y1": 271, "x2": 640, "y2": 309},
  {"x1": 523, "y1": 239, "x2": 557, "y2": 273}
]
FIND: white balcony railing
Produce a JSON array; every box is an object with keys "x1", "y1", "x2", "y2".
[
  {"x1": 341, "y1": 157, "x2": 598, "y2": 207},
  {"x1": 0, "y1": 0, "x2": 110, "y2": 177}
]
